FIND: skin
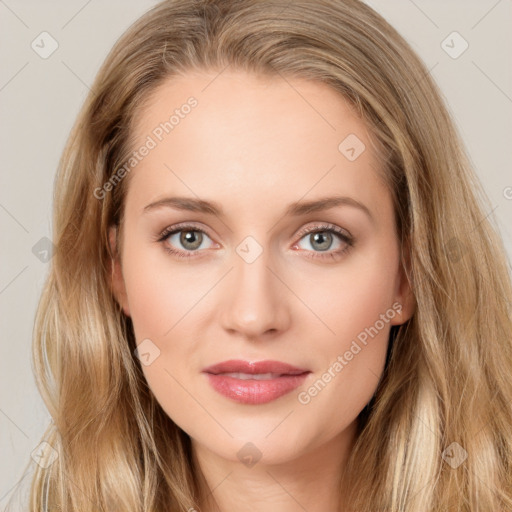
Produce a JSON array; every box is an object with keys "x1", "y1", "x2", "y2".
[{"x1": 109, "y1": 69, "x2": 414, "y2": 512}]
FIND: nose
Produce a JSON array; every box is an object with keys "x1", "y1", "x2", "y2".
[{"x1": 219, "y1": 248, "x2": 291, "y2": 341}]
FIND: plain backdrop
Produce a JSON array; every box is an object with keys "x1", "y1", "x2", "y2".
[{"x1": 1, "y1": 0, "x2": 511, "y2": 508}]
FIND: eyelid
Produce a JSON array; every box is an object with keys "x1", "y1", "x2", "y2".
[
  {"x1": 295, "y1": 222, "x2": 352, "y2": 240},
  {"x1": 157, "y1": 221, "x2": 352, "y2": 241},
  {"x1": 157, "y1": 222, "x2": 214, "y2": 241}
]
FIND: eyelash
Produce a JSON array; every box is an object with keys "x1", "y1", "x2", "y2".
[{"x1": 155, "y1": 223, "x2": 354, "y2": 261}]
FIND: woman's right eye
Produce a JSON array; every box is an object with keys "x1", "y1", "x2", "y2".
[{"x1": 157, "y1": 225, "x2": 216, "y2": 259}]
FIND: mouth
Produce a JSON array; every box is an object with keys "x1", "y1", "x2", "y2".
[{"x1": 202, "y1": 359, "x2": 311, "y2": 405}]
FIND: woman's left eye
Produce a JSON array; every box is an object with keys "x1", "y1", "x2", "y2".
[
  {"x1": 296, "y1": 225, "x2": 354, "y2": 259},
  {"x1": 293, "y1": 224, "x2": 354, "y2": 260},
  {"x1": 156, "y1": 223, "x2": 354, "y2": 261}
]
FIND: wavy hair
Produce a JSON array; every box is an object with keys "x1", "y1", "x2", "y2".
[{"x1": 12, "y1": 0, "x2": 512, "y2": 510}]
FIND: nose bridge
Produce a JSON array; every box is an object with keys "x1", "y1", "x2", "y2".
[{"x1": 220, "y1": 237, "x2": 289, "y2": 338}]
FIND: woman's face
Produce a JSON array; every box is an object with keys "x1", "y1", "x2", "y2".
[{"x1": 110, "y1": 69, "x2": 413, "y2": 466}]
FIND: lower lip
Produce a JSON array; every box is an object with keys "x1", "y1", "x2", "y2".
[{"x1": 204, "y1": 373, "x2": 310, "y2": 405}]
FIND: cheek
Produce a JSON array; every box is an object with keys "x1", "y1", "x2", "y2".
[
  {"x1": 121, "y1": 243, "x2": 208, "y2": 434},
  {"x1": 121, "y1": 238, "x2": 210, "y2": 341},
  {"x1": 293, "y1": 245, "x2": 399, "y2": 414},
  {"x1": 298, "y1": 243, "x2": 399, "y2": 347}
]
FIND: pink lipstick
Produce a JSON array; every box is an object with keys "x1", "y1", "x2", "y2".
[{"x1": 202, "y1": 360, "x2": 310, "y2": 405}]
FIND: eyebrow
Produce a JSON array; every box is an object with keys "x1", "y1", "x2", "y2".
[{"x1": 143, "y1": 195, "x2": 374, "y2": 223}]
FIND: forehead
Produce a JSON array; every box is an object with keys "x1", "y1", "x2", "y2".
[{"x1": 125, "y1": 69, "x2": 389, "y2": 221}]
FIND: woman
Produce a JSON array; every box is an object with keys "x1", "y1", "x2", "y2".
[{"x1": 22, "y1": 0, "x2": 512, "y2": 510}]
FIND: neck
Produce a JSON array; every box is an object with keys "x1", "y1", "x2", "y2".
[{"x1": 191, "y1": 420, "x2": 358, "y2": 512}]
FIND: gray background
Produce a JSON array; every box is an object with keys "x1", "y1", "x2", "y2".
[{"x1": 1, "y1": 0, "x2": 511, "y2": 508}]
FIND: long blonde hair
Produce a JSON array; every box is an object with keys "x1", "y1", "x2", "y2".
[{"x1": 15, "y1": 0, "x2": 512, "y2": 510}]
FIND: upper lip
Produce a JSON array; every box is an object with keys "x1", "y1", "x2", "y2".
[{"x1": 202, "y1": 359, "x2": 310, "y2": 376}]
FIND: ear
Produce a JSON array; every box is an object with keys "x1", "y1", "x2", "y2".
[
  {"x1": 390, "y1": 246, "x2": 415, "y2": 326},
  {"x1": 108, "y1": 225, "x2": 130, "y2": 317}
]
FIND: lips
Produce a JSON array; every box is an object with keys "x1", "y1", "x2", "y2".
[{"x1": 202, "y1": 359, "x2": 311, "y2": 405}]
